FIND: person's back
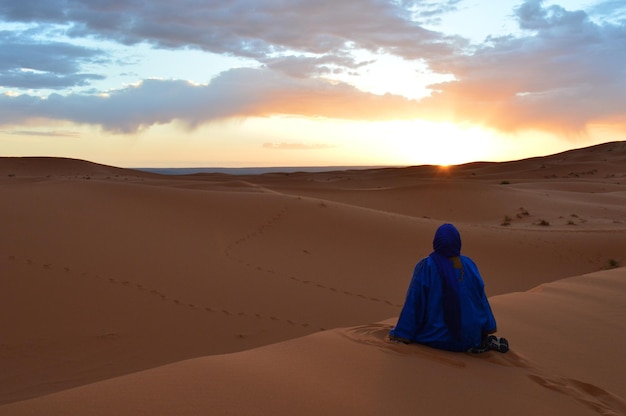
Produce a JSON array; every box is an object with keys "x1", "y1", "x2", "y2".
[{"x1": 389, "y1": 223, "x2": 508, "y2": 353}]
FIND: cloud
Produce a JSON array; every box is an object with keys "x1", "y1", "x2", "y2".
[
  {"x1": 0, "y1": 29, "x2": 106, "y2": 89},
  {"x1": 422, "y1": 0, "x2": 626, "y2": 132},
  {"x1": 262, "y1": 142, "x2": 336, "y2": 150},
  {"x1": 0, "y1": 0, "x2": 460, "y2": 68},
  {"x1": 0, "y1": 70, "x2": 104, "y2": 89},
  {"x1": 404, "y1": 0, "x2": 463, "y2": 23},
  {"x1": 3, "y1": 129, "x2": 81, "y2": 137},
  {"x1": 0, "y1": 68, "x2": 420, "y2": 133},
  {"x1": 588, "y1": 0, "x2": 626, "y2": 23},
  {"x1": 263, "y1": 54, "x2": 374, "y2": 79},
  {"x1": 0, "y1": 0, "x2": 624, "y2": 135}
]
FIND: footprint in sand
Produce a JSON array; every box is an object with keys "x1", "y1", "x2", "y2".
[
  {"x1": 343, "y1": 323, "x2": 467, "y2": 368},
  {"x1": 527, "y1": 374, "x2": 626, "y2": 415},
  {"x1": 346, "y1": 324, "x2": 626, "y2": 416},
  {"x1": 17, "y1": 238, "x2": 358, "y2": 331},
  {"x1": 224, "y1": 205, "x2": 398, "y2": 308},
  {"x1": 484, "y1": 350, "x2": 533, "y2": 369}
]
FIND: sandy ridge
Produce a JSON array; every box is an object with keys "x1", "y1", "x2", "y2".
[{"x1": 1, "y1": 141, "x2": 625, "y2": 414}]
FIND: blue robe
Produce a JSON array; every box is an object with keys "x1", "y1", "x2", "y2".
[{"x1": 390, "y1": 255, "x2": 497, "y2": 352}]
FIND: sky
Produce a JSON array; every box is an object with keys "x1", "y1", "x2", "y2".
[{"x1": 1, "y1": 0, "x2": 625, "y2": 167}]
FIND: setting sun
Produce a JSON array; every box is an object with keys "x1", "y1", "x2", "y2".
[{"x1": 366, "y1": 120, "x2": 495, "y2": 166}]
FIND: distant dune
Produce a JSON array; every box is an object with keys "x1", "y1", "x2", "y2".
[{"x1": 1, "y1": 141, "x2": 625, "y2": 415}]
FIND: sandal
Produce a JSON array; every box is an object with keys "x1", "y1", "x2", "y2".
[
  {"x1": 467, "y1": 336, "x2": 491, "y2": 353},
  {"x1": 487, "y1": 335, "x2": 509, "y2": 353},
  {"x1": 467, "y1": 344, "x2": 490, "y2": 354},
  {"x1": 389, "y1": 334, "x2": 411, "y2": 344}
]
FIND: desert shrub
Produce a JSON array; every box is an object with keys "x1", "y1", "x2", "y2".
[
  {"x1": 501, "y1": 215, "x2": 512, "y2": 226},
  {"x1": 517, "y1": 207, "x2": 530, "y2": 219},
  {"x1": 500, "y1": 180, "x2": 510, "y2": 185},
  {"x1": 608, "y1": 259, "x2": 620, "y2": 269},
  {"x1": 536, "y1": 219, "x2": 550, "y2": 226}
]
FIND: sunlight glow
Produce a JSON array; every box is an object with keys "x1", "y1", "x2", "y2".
[
  {"x1": 366, "y1": 120, "x2": 501, "y2": 166},
  {"x1": 324, "y1": 51, "x2": 455, "y2": 100},
  {"x1": 0, "y1": 115, "x2": 611, "y2": 169}
]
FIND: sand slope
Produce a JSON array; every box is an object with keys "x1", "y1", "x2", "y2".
[
  {"x1": 1, "y1": 141, "x2": 625, "y2": 414},
  {"x1": 1, "y1": 268, "x2": 624, "y2": 416}
]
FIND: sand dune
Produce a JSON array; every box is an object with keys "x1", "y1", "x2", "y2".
[
  {"x1": 1, "y1": 141, "x2": 625, "y2": 414},
  {"x1": 1, "y1": 268, "x2": 624, "y2": 416}
]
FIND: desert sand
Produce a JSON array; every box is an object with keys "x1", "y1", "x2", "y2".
[{"x1": 1, "y1": 141, "x2": 625, "y2": 415}]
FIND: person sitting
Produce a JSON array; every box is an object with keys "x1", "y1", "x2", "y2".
[{"x1": 389, "y1": 223, "x2": 509, "y2": 353}]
